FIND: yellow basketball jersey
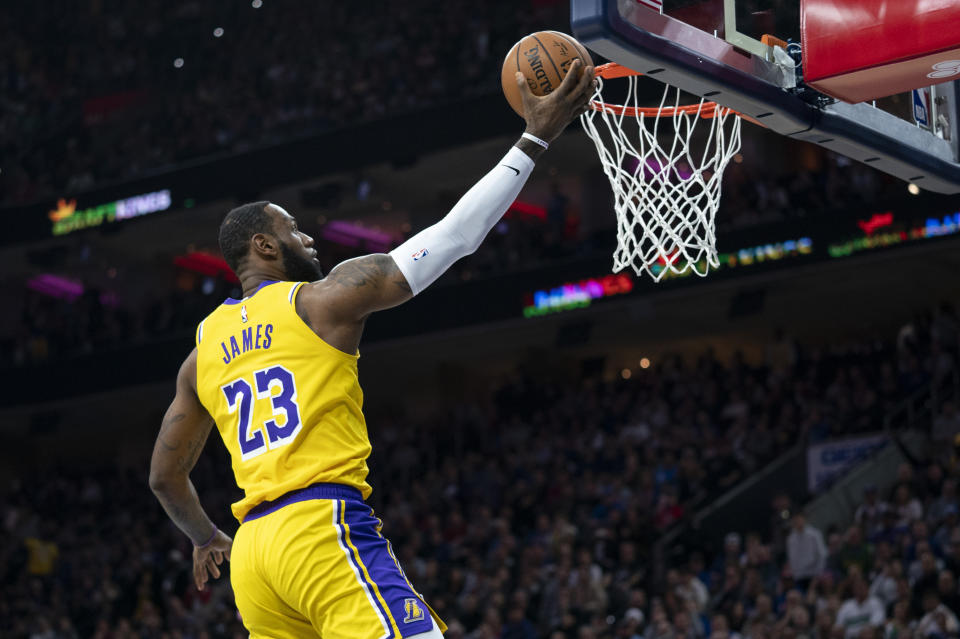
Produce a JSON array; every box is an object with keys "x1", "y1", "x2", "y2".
[{"x1": 195, "y1": 280, "x2": 372, "y2": 522}]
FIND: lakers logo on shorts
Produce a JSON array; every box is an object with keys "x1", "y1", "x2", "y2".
[{"x1": 403, "y1": 598, "x2": 424, "y2": 624}]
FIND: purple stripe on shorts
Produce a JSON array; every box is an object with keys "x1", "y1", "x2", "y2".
[{"x1": 341, "y1": 500, "x2": 434, "y2": 637}]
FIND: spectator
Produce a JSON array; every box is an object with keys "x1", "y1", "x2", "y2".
[
  {"x1": 655, "y1": 488, "x2": 685, "y2": 531},
  {"x1": 502, "y1": 591, "x2": 537, "y2": 639},
  {"x1": 673, "y1": 609, "x2": 704, "y2": 639},
  {"x1": 869, "y1": 561, "x2": 902, "y2": 608},
  {"x1": 24, "y1": 532, "x2": 59, "y2": 577},
  {"x1": 777, "y1": 604, "x2": 813, "y2": 639},
  {"x1": 911, "y1": 551, "x2": 944, "y2": 606},
  {"x1": 813, "y1": 607, "x2": 836, "y2": 639},
  {"x1": 676, "y1": 568, "x2": 709, "y2": 614},
  {"x1": 854, "y1": 486, "x2": 889, "y2": 541},
  {"x1": 883, "y1": 599, "x2": 914, "y2": 639},
  {"x1": 645, "y1": 606, "x2": 677, "y2": 639},
  {"x1": 712, "y1": 564, "x2": 746, "y2": 620},
  {"x1": 788, "y1": 513, "x2": 828, "y2": 588},
  {"x1": 709, "y1": 613, "x2": 742, "y2": 639},
  {"x1": 836, "y1": 526, "x2": 874, "y2": 576},
  {"x1": 891, "y1": 485, "x2": 923, "y2": 529},
  {"x1": 743, "y1": 593, "x2": 776, "y2": 637},
  {"x1": 835, "y1": 577, "x2": 885, "y2": 639},
  {"x1": 928, "y1": 479, "x2": 958, "y2": 532},
  {"x1": 713, "y1": 533, "x2": 743, "y2": 581},
  {"x1": 915, "y1": 590, "x2": 960, "y2": 638},
  {"x1": 937, "y1": 570, "x2": 960, "y2": 619}
]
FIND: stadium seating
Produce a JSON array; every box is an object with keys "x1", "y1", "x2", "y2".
[{"x1": 2, "y1": 306, "x2": 958, "y2": 638}]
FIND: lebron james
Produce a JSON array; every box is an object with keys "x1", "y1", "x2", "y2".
[{"x1": 149, "y1": 62, "x2": 596, "y2": 638}]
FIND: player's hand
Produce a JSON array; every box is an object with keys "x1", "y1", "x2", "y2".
[
  {"x1": 516, "y1": 58, "x2": 596, "y2": 143},
  {"x1": 193, "y1": 529, "x2": 233, "y2": 591}
]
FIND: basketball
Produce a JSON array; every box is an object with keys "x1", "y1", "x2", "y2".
[{"x1": 501, "y1": 31, "x2": 594, "y2": 117}]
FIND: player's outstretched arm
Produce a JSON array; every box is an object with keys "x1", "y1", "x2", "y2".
[
  {"x1": 301, "y1": 60, "x2": 595, "y2": 329},
  {"x1": 149, "y1": 349, "x2": 232, "y2": 591}
]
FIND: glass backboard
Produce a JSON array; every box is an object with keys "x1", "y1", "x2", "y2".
[{"x1": 571, "y1": 0, "x2": 960, "y2": 193}]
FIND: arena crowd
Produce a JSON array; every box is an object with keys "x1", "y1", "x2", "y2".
[
  {"x1": 1, "y1": 0, "x2": 566, "y2": 205},
  {"x1": 3, "y1": 304, "x2": 959, "y2": 638}
]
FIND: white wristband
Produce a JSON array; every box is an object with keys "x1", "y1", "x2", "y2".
[{"x1": 521, "y1": 132, "x2": 549, "y2": 149}]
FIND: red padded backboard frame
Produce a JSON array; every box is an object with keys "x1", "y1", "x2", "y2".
[{"x1": 802, "y1": 0, "x2": 960, "y2": 103}]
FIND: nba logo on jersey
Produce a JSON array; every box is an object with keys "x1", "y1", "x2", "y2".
[
  {"x1": 412, "y1": 248, "x2": 428, "y2": 261},
  {"x1": 240, "y1": 305, "x2": 248, "y2": 323},
  {"x1": 403, "y1": 598, "x2": 425, "y2": 623}
]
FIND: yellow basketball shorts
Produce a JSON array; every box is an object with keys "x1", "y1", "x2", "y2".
[{"x1": 231, "y1": 483, "x2": 445, "y2": 639}]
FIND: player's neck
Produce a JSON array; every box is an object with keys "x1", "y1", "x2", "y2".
[{"x1": 238, "y1": 268, "x2": 286, "y2": 298}]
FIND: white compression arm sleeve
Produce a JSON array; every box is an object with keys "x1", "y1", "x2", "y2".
[{"x1": 389, "y1": 146, "x2": 535, "y2": 295}]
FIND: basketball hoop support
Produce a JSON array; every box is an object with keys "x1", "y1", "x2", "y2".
[{"x1": 572, "y1": 0, "x2": 960, "y2": 193}]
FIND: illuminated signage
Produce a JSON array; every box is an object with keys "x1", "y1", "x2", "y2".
[
  {"x1": 828, "y1": 211, "x2": 960, "y2": 258},
  {"x1": 654, "y1": 238, "x2": 814, "y2": 281},
  {"x1": 505, "y1": 200, "x2": 547, "y2": 221},
  {"x1": 523, "y1": 273, "x2": 633, "y2": 318},
  {"x1": 49, "y1": 189, "x2": 172, "y2": 236},
  {"x1": 857, "y1": 212, "x2": 894, "y2": 235},
  {"x1": 522, "y1": 237, "x2": 813, "y2": 317}
]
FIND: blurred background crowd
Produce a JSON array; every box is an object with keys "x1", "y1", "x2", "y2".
[
  {"x1": 3, "y1": 303, "x2": 960, "y2": 638},
  {"x1": 1, "y1": 0, "x2": 566, "y2": 205}
]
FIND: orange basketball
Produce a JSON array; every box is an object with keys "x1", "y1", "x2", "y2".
[{"x1": 501, "y1": 31, "x2": 594, "y2": 117}]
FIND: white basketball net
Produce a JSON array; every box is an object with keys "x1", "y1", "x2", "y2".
[{"x1": 581, "y1": 74, "x2": 742, "y2": 281}]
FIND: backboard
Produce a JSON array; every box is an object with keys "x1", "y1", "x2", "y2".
[{"x1": 571, "y1": 0, "x2": 960, "y2": 194}]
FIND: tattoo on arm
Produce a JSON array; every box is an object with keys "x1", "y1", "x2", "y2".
[
  {"x1": 394, "y1": 274, "x2": 412, "y2": 293},
  {"x1": 151, "y1": 350, "x2": 217, "y2": 545},
  {"x1": 158, "y1": 413, "x2": 186, "y2": 451},
  {"x1": 177, "y1": 422, "x2": 211, "y2": 473},
  {"x1": 168, "y1": 501, "x2": 187, "y2": 522},
  {"x1": 329, "y1": 254, "x2": 411, "y2": 293}
]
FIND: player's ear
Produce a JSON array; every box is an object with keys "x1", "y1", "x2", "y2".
[{"x1": 250, "y1": 233, "x2": 279, "y2": 259}]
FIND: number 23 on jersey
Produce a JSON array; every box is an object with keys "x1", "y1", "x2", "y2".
[{"x1": 221, "y1": 365, "x2": 302, "y2": 460}]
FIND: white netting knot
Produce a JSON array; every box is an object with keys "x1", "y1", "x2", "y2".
[{"x1": 581, "y1": 75, "x2": 742, "y2": 281}]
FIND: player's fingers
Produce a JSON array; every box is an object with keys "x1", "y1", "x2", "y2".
[
  {"x1": 209, "y1": 558, "x2": 221, "y2": 579},
  {"x1": 571, "y1": 86, "x2": 592, "y2": 115},
  {"x1": 571, "y1": 65, "x2": 596, "y2": 102},
  {"x1": 225, "y1": 547, "x2": 232, "y2": 562},
  {"x1": 194, "y1": 563, "x2": 206, "y2": 591},
  {"x1": 557, "y1": 59, "x2": 583, "y2": 96},
  {"x1": 213, "y1": 550, "x2": 223, "y2": 564},
  {"x1": 576, "y1": 82, "x2": 593, "y2": 105},
  {"x1": 515, "y1": 72, "x2": 534, "y2": 98}
]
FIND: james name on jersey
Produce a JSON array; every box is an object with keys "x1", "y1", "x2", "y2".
[{"x1": 220, "y1": 323, "x2": 274, "y2": 365}]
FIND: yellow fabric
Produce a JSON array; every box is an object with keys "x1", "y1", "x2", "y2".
[
  {"x1": 230, "y1": 498, "x2": 445, "y2": 638},
  {"x1": 25, "y1": 538, "x2": 58, "y2": 576},
  {"x1": 195, "y1": 281, "x2": 372, "y2": 522}
]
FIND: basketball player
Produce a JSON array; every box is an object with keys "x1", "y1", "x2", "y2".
[{"x1": 149, "y1": 61, "x2": 596, "y2": 638}]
